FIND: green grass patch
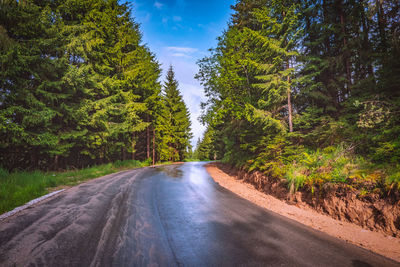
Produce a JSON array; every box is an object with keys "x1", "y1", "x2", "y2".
[
  {"x1": 183, "y1": 158, "x2": 213, "y2": 162},
  {"x1": 247, "y1": 144, "x2": 400, "y2": 196},
  {"x1": 386, "y1": 170, "x2": 400, "y2": 191},
  {"x1": 285, "y1": 146, "x2": 399, "y2": 195},
  {"x1": 0, "y1": 160, "x2": 151, "y2": 215}
]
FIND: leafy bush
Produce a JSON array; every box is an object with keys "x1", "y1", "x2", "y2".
[
  {"x1": 373, "y1": 140, "x2": 400, "y2": 163},
  {"x1": 142, "y1": 158, "x2": 153, "y2": 166},
  {"x1": 285, "y1": 145, "x2": 364, "y2": 192},
  {"x1": 285, "y1": 165, "x2": 308, "y2": 192},
  {"x1": 241, "y1": 139, "x2": 400, "y2": 196}
]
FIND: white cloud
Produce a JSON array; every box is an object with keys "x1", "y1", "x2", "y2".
[
  {"x1": 180, "y1": 82, "x2": 205, "y2": 113},
  {"x1": 166, "y1": 47, "x2": 199, "y2": 58},
  {"x1": 154, "y1": 1, "x2": 163, "y2": 9},
  {"x1": 173, "y1": 16, "x2": 182, "y2": 22},
  {"x1": 171, "y1": 53, "x2": 189, "y2": 58},
  {"x1": 166, "y1": 46, "x2": 198, "y2": 54},
  {"x1": 179, "y1": 83, "x2": 206, "y2": 148}
]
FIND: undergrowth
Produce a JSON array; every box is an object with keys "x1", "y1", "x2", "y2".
[
  {"x1": 246, "y1": 144, "x2": 400, "y2": 197},
  {"x1": 0, "y1": 160, "x2": 151, "y2": 215}
]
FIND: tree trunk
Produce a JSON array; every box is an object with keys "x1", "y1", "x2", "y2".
[
  {"x1": 147, "y1": 114, "x2": 150, "y2": 159},
  {"x1": 282, "y1": 9, "x2": 293, "y2": 132},
  {"x1": 360, "y1": 0, "x2": 375, "y2": 80},
  {"x1": 132, "y1": 132, "x2": 136, "y2": 160},
  {"x1": 30, "y1": 152, "x2": 37, "y2": 169},
  {"x1": 376, "y1": 0, "x2": 387, "y2": 51},
  {"x1": 122, "y1": 146, "x2": 127, "y2": 161},
  {"x1": 152, "y1": 128, "x2": 155, "y2": 165},
  {"x1": 100, "y1": 147, "x2": 105, "y2": 164},
  {"x1": 286, "y1": 61, "x2": 293, "y2": 133},
  {"x1": 340, "y1": 2, "x2": 352, "y2": 95},
  {"x1": 54, "y1": 155, "x2": 59, "y2": 170}
]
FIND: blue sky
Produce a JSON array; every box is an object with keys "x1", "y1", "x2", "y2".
[{"x1": 130, "y1": 0, "x2": 234, "y2": 147}]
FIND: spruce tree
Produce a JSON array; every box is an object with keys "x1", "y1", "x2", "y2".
[
  {"x1": 197, "y1": 0, "x2": 400, "y2": 168},
  {"x1": 245, "y1": 1, "x2": 300, "y2": 131},
  {"x1": 0, "y1": 0, "x2": 163, "y2": 170},
  {"x1": 58, "y1": 0, "x2": 160, "y2": 164},
  {"x1": 161, "y1": 66, "x2": 192, "y2": 161},
  {"x1": 0, "y1": 0, "x2": 78, "y2": 170}
]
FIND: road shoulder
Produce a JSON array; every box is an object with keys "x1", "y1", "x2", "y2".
[{"x1": 206, "y1": 163, "x2": 400, "y2": 262}]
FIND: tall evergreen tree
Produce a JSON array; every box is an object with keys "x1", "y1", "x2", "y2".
[
  {"x1": 160, "y1": 66, "x2": 192, "y2": 161},
  {"x1": 197, "y1": 0, "x2": 400, "y2": 169},
  {"x1": 56, "y1": 0, "x2": 162, "y2": 165},
  {"x1": 194, "y1": 127, "x2": 216, "y2": 161},
  {"x1": 0, "y1": 0, "x2": 163, "y2": 170},
  {"x1": 0, "y1": 0, "x2": 80, "y2": 170}
]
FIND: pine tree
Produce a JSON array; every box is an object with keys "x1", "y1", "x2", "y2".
[
  {"x1": 195, "y1": 127, "x2": 216, "y2": 160},
  {"x1": 58, "y1": 0, "x2": 161, "y2": 165},
  {"x1": 0, "y1": 0, "x2": 79, "y2": 170},
  {"x1": 0, "y1": 0, "x2": 163, "y2": 170},
  {"x1": 161, "y1": 66, "x2": 192, "y2": 161},
  {"x1": 197, "y1": 0, "x2": 400, "y2": 168},
  {"x1": 245, "y1": 1, "x2": 301, "y2": 131}
]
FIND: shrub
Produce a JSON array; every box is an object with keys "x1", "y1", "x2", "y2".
[
  {"x1": 285, "y1": 165, "x2": 308, "y2": 192},
  {"x1": 285, "y1": 144, "x2": 362, "y2": 192},
  {"x1": 386, "y1": 171, "x2": 400, "y2": 191},
  {"x1": 373, "y1": 140, "x2": 400, "y2": 164}
]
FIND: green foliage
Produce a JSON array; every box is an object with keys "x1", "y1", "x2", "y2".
[
  {"x1": 386, "y1": 171, "x2": 400, "y2": 192},
  {"x1": 373, "y1": 140, "x2": 400, "y2": 164},
  {"x1": 196, "y1": 0, "x2": 400, "y2": 196},
  {"x1": 158, "y1": 66, "x2": 192, "y2": 162},
  {"x1": 194, "y1": 127, "x2": 216, "y2": 161},
  {"x1": 285, "y1": 145, "x2": 370, "y2": 193},
  {"x1": 279, "y1": 145, "x2": 400, "y2": 196},
  {"x1": 0, "y1": 0, "x2": 167, "y2": 170},
  {"x1": 113, "y1": 160, "x2": 143, "y2": 169},
  {"x1": 285, "y1": 166, "x2": 307, "y2": 192}
]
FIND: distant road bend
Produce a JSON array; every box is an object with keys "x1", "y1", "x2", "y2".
[{"x1": 0, "y1": 162, "x2": 398, "y2": 266}]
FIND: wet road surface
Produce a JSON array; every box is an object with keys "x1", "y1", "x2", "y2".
[{"x1": 0, "y1": 162, "x2": 398, "y2": 266}]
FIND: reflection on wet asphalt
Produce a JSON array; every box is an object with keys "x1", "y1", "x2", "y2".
[
  {"x1": 0, "y1": 162, "x2": 398, "y2": 266},
  {"x1": 154, "y1": 165, "x2": 184, "y2": 178}
]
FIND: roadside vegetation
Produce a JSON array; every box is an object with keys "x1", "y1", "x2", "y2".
[
  {"x1": 284, "y1": 146, "x2": 400, "y2": 195},
  {"x1": 279, "y1": 145, "x2": 398, "y2": 198},
  {"x1": 1, "y1": 1, "x2": 193, "y2": 214},
  {"x1": 0, "y1": 0, "x2": 192, "y2": 172},
  {"x1": 195, "y1": 0, "x2": 400, "y2": 198},
  {"x1": 0, "y1": 159, "x2": 154, "y2": 215}
]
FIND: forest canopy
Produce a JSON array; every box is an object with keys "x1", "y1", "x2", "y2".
[
  {"x1": 0, "y1": 0, "x2": 192, "y2": 170},
  {"x1": 195, "y1": 0, "x2": 400, "y2": 194}
]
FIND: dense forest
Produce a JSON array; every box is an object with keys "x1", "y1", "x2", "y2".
[
  {"x1": 195, "y1": 0, "x2": 400, "y2": 194},
  {"x1": 0, "y1": 0, "x2": 192, "y2": 171}
]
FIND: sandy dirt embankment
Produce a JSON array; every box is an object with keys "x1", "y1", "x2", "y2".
[{"x1": 206, "y1": 162, "x2": 400, "y2": 262}]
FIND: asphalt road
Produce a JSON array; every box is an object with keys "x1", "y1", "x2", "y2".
[{"x1": 0, "y1": 162, "x2": 398, "y2": 267}]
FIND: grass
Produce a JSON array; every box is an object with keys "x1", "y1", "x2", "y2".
[
  {"x1": 386, "y1": 170, "x2": 400, "y2": 191},
  {"x1": 283, "y1": 145, "x2": 399, "y2": 196},
  {"x1": 183, "y1": 158, "x2": 213, "y2": 162},
  {"x1": 0, "y1": 159, "x2": 151, "y2": 215}
]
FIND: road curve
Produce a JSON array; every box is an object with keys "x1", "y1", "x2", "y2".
[{"x1": 0, "y1": 162, "x2": 398, "y2": 267}]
